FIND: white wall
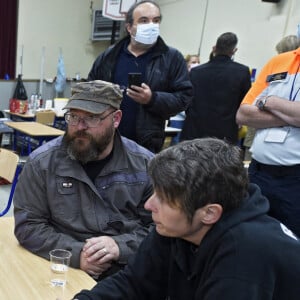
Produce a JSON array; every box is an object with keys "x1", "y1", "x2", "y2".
[
  {"x1": 17, "y1": 0, "x2": 300, "y2": 80},
  {"x1": 17, "y1": 0, "x2": 109, "y2": 80},
  {"x1": 158, "y1": 0, "x2": 300, "y2": 73}
]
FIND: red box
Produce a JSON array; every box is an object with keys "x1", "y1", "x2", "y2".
[{"x1": 9, "y1": 98, "x2": 28, "y2": 114}]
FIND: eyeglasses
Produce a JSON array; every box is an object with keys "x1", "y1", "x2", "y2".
[{"x1": 64, "y1": 110, "x2": 115, "y2": 128}]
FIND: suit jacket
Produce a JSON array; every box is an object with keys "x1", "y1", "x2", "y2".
[{"x1": 181, "y1": 55, "x2": 251, "y2": 144}]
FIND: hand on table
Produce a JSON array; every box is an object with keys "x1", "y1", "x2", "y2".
[{"x1": 80, "y1": 236, "x2": 120, "y2": 277}]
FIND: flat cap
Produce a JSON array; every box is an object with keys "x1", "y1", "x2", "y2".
[{"x1": 63, "y1": 80, "x2": 123, "y2": 114}]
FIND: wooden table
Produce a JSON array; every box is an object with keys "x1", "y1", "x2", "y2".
[
  {"x1": 0, "y1": 217, "x2": 96, "y2": 299},
  {"x1": 5, "y1": 110, "x2": 64, "y2": 120},
  {"x1": 4, "y1": 110, "x2": 66, "y2": 130},
  {"x1": 4, "y1": 110, "x2": 35, "y2": 121},
  {"x1": 5, "y1": 121, "x2": 65, "y2": 155}
]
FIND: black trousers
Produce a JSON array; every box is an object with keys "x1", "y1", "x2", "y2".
[{"x1": 249, "y1": 159, "x2": 300, "y2": 237}]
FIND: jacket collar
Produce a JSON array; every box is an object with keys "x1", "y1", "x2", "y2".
[
  {"x1": 211, "y1": 55, "x2": 232, "y2": 62},
  {"x1": 295, "y1": 47, "x2": 300, "y2": 56},
  {"x1": 101, "y1": 130, "x2": 129, "y2": 174}
]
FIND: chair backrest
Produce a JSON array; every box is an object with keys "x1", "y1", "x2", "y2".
[
  {"x1": 0, "y1": 148, "x2": 21, "y2": 217},
  {"x1": 35, "y1": 110, "x2": 56, "y2": 126},
  {"x1": 0, "y1": 148, "x2": 19, "y2": 182}
]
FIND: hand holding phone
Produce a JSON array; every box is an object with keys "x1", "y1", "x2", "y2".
[{"x1": 128, "y1": 73, "x2": 142, "y2": 87}]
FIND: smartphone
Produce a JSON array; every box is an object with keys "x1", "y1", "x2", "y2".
[{"x1": 128, "y1": 72, "x2": 142, "y2": 87}]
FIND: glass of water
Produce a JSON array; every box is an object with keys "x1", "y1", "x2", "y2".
[{"x1": 49, "y1": 249, "x2": 72, "y2": 287}]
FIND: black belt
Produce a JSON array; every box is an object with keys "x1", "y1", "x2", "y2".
[{"x1": 251, "y1": 159, "x2": 300, "y2": 177}]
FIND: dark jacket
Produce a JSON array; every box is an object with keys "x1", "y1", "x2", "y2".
[
  {"x1": 74, "y1": 184, "x2": 300, "y2": 299},
  {"x1": 14, "y1": 132, "x2": 154, "y2": 271},
  {"x1": 88, "y1": 36, "x2": 193, "y2": 152},
  {"x1": 181, "y1": 55, "x2": 251, "y2": 144}
]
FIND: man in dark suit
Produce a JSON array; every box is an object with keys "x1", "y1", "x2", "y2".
[{"x1": 180, "y1": 32, "x2": 251, "y2": 144}]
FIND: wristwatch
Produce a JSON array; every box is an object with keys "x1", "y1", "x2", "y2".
[{"x1": 257, "y1": 96, "x2": 270, "y2": 111}]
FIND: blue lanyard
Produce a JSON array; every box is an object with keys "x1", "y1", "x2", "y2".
[{"x1": 289, "y1": 63, "x2": 300, "y2": 101}]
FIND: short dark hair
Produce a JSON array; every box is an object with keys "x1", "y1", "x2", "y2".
[
  {"x1": 215, "y1": 32, "x2": 238, "y2": 56},
  {"x1": 125, "y1": 0, "x2": 161, "y2": 26},
  {"x1": 148, "y1": 138, "x2": 248, "y2": 223}
]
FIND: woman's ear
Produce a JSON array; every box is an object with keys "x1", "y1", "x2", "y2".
[{"x1": 201, "y1": 204, "x2": 223, "y2": 225}]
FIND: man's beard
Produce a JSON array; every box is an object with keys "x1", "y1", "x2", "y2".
[{"x1": 63, "y1": 125, "x2": 114, "y2": 164}]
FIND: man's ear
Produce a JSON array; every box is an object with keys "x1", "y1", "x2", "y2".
[
  {"x1": 125, "y1": 23, "x2": 132, "y2": 35},
  {"x1": 201, "y1": 204, "x2": 223, "y2": 225},
  {"x1": 113, "y1": 110, "x2": 122, "y2": 128}
]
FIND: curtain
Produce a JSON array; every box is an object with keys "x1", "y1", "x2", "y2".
[{"x1": 0, "y1": 0, "x2": 17, "y2": 79}]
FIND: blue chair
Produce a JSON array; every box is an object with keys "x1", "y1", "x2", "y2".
[
  {"x1": 0, "y1": 117, "x2": 14, "y2": 147},
  {"x1": 0, "y1": 148, "x2": 22, "y2": 217},
  {"x1": 169, "y1": 112, "x2": 185, "y2": 145}
]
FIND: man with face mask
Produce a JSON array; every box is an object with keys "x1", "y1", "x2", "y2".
[
  {"x1": 88, "y1": 1, "x2": 193, "y2": 153},
  {"x1": 14, "y1": 80, "x2": 154, "y2": 280}
]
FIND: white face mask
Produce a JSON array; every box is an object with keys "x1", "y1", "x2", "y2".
[
  {"x1": 189, "y1": 63, "x2": 200, "y2": 70},
  {"x1": 134, "y1": 23, "x2": 160, "y2": 45}
]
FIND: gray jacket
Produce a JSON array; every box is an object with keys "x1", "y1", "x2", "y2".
[{"x1": 14, "y1": 132, "x2": 154, "y2": 270}]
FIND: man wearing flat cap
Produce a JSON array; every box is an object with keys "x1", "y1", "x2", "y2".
[{"x1": 14, "y1": 80, "x2": 154, "y2": 280}]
